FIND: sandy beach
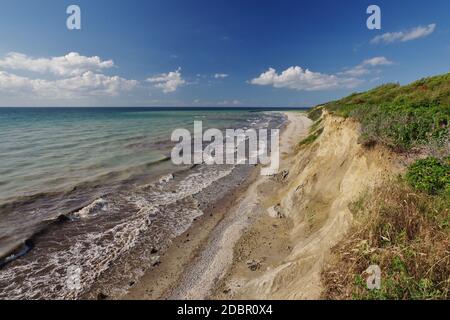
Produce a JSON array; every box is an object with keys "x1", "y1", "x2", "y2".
[
  {"x1": 124, "y1": 108, "x2": 399, "y2": 300},
  {"x1": 125, "y1": 112, "x2": 312, "y2": 300}
]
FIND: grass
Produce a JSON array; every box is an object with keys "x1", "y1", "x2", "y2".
[
  {"x1": 297, "y1": 117, "x2": 324, "y2": 150},
  {"x1": 322, "y1": 163, "x2": 450, "y2": 300},
  {"x1": 307, "y1": 105, "x2": 324, "y2": 122},
  {"x1": 317, "y1": 72, "x2": 450, "y2": 300},
  {"x1": 406, "y1": 157, "x2": 450, "y2": 196},
  {"x1": 297, "y1": 127, "x2": 323, "y2": 150},
  {"x1": 309, "y1": 73, "x2": 450, "y2": 152}
]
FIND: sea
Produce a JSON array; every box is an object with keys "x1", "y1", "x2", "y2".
[{"x1": 0, "y1": 107, "x2": 292, "y2": 299}]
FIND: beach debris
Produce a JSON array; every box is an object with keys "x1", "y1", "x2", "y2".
[
  {"x1": 267, "y1": 205, "x2": 284, "y2": 219},
  {"x1": 280, "y1": 169, "x2": 289, "y2": 180},
  {"x1": 150, "y1": 255, "x2": 161, "y2": 267},
  {"x1": 159, "y1": 174, "x2": 174, "y2": 184},
  {"x1": 246, "y1": 259, "x2": 262, "y2": 271},
  {"x1": 274, "y1": 169, "x2": 289, "y2": 182}
]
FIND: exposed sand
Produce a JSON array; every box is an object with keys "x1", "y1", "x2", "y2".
[
  {"x1": 123, "y1": 165, "x2": 260, "y2": 300},
  {"x1": 214, "y1": 112, "x2": 398, "y2": 300},
  {"x1": 125, "y1": 111, "x2": 310, "y2": 300},
  {"x1": 128, "y1": 111, "x2": 398, "y2": 300},
  {"x1": 166, "y1": 112, "x2": 312, "y2": 299}
]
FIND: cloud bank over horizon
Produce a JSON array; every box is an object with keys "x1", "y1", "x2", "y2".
[
  {"x1": 0, "y1": 52, "x2": 138, "y2": 101},
  {"x1": 0, "y1": 52, "x2": 189, "y2": 105}
]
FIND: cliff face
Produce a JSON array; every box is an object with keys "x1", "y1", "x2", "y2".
[{"x1": 234, "y1": 113, "x2": 400, "y2": 299}]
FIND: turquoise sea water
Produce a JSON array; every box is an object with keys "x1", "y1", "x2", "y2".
[
  {"x1": 0, "y1": 107, "x2": 286, "y2": 299},
  {"x1": 0, "y1": 107, "x2": 262, "y2": 204}
]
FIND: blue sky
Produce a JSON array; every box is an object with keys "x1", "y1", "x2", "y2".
[{"x1": 0, "y1": 0, "x2": 449, "y2": 107}]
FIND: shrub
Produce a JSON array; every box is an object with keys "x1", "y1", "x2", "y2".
[
  {"x1": 307, "y1": 106, "x2": 323, "y2": 121},
  {"x1": 406, "y1": 157, "x2": 450, "y2": 195},
  {"x1": 321, "y1": 73, "x2": 450, "y2": 152}
]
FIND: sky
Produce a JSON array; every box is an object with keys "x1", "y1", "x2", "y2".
[{"x1": 0, "y1": 0, "x2": 449, "y2": 107}]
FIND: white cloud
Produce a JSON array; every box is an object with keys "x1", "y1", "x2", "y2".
[
  {"x1": 371, "y1": 24, "x2": 436, "y2": 44},
  {"x1": 251, "y1": 57, "x2": 393, "y2": 91},
  {"x1": 0, "y1": 52, "x2": 138, "y2": 100},
  {"x1": 147, "y1": 68, "x2": 186, "y2": 93},
  {"x1": 214, "y1": 73, "x2": 229, "y2": 79},
  {"x1": 0, "y1": 70, "x2": 138, "y2": 99},
  {"x1": 250, "y1": 66, "x2": 361, "y2": 91},
  {"x1": 0, "y1": 52, "x2": 114, "y2": 77},
  {"x1": 339, "y1": 57, "x2": 393, "y2": 77},
  {"x1": 362, "y1": 57, "x2": 393, "y2": 67}
]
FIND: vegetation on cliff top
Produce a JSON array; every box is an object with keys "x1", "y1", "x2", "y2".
[{"x1": 308, "y1": 72, "x2": 450, "y2": 153}]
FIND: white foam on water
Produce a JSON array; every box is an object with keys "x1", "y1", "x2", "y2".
[
  {"x1": 0, "y1": 166, "x2": 233, "y2": 300},
  {"x1": 72, "y1": 198, "x2": 109, "y2": 219}
]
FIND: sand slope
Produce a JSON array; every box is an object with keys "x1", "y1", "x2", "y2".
[{"x1": 213, "y1": 112, "x2": 399, "y2": 299}]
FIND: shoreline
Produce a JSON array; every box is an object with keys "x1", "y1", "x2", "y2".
[
  {"x1": 0, "y1": 110, "x2": 286, "y2": 300},
  {"x1": 123, "y1": 166, "x2": 260, "y2": 299},
  {"x1": 125, "y1": 111, "x2": 311, "y2": 300}
]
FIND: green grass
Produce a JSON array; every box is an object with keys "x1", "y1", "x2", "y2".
[
  {"x1": 297, "y1": 127, "x2": 323, "y2": 149},
  {"x1": 309, "y1": 73, "x2": 450, "y2": 152},
  {"x1": 406, "y1": 157, "x2": 450, "y2": 196},
  {"x1": 307, "y1": 106, "x2": 323, "y2": 122}
]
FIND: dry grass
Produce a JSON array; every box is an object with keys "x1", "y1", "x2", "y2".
[{"x1": 322, "y1": 180, "x2": 450, "y2": 300}]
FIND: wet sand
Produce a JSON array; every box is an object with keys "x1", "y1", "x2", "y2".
[
  {"x1": 124, "y1": 165, "x2": 260, "y2": 299},
  {"x1": 125, "y1": 112, "x2": 311, "y2": 300}
]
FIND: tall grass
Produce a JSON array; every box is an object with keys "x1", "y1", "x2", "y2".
[{"x1": 322, "y1": 179, "x2": 450, "y2": 300}]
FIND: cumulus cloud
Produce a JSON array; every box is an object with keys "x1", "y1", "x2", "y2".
[
  {"x1": 371, "y1": 24, "x2": 436, "y2": 44},
  {"x1": 0, "y1": 52, "x2": 138, "y2": 100},
  {"x1": 0, "y1": 70, "x2": 138, "y2": 99},
  {"x1": 0, "y1": 52, "x2": 114, "y2": 77},
  {"x1": 250, "y1": 67, "x2": 361, "y2": 91},
  {"x1": 250, "y1": 57, "x2": 393, "y2": 91},
  {"x1": 339, "y1": 57, "x2": 393, "y2": 77},
  {"x1": 147, "y1": 68, "x2": 186, "y2": 93},
  {"x1": 214, "y1": 73, "x2": 229, "y2": 79}
]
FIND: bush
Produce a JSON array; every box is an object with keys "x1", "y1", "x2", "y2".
[
  {"x1": 307, "y1": 106, "x2": 323, "y2": 121},
  {"x1": 406, "y1": 157, "x2": 450, "y2": 195},
  {"x1": 322, "y1": 73, "x2": 450, "y2": 152}
]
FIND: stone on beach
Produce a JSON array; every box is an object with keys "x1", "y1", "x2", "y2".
[{"x1": 267, "y1": 205, "x2": 284, "y2": 219}]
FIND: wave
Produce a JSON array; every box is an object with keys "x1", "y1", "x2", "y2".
[
  {"x1": 0, "y1": 163, "x2": 235, "y2": 299},
  {"x1": 0, "y1": 111, "x2": 286, "y2": 299},
  {"x1": 0, "y1": 156, "x2": 174, "y2": 267},
  {"x1": 0, "y1": 156, "x2": 172, "y2": 210}
]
